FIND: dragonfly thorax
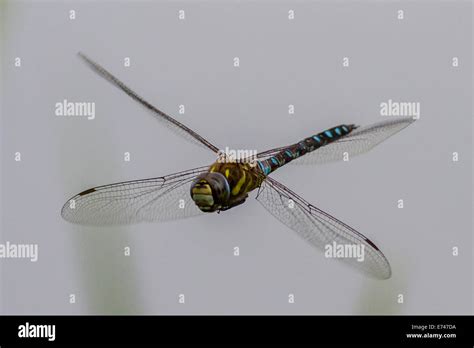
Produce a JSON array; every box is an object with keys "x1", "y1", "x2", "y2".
[{"x1": 190, "y1": 173, "x2": 231, "y2": 212}]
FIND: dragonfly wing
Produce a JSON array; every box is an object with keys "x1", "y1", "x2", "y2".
[
  {"x1": 78, "y1": 53, "x2": 220, "y2": 153},
  {"x1": 61, "y1": 166, "x2": 209, "y2": 226},
  {"x1": 292, "y1": 117, "x2": 415, "y2": 164},
  {"x1": 256, "y1": 117, "x2": 415, "y2": 164},
  {"x1": 256, "y1": 176, "x2": 392, "y2": 279}
]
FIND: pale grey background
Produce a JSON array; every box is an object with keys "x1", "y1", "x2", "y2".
[{"x1": 1, "y1": 0, "x2": 472, "y2": 314}]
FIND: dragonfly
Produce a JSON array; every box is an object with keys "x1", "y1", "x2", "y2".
[{"x1": 62, "y1": 53, "x2": 416, "y2": 280}]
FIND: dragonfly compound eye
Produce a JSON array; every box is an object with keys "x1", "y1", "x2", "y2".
[{"x1": 190, "y1": 173, "x2": 230, "y2": 212}]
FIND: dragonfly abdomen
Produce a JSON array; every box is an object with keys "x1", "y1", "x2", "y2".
[{"x1": 257, "y1": 124, "x2": 356, "y2": 175}]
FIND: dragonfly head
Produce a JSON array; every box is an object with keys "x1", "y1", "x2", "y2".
[{"x1": 190, "y1": 173, "x2": 230, "y2": 212}]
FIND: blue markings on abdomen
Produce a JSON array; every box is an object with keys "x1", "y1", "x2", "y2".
[{"x1": 257, "y1": 124, "x2": 355, "y2": 176}]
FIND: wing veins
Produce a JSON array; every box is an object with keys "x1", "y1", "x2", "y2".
[{"x1": 78, "y1": 52, "x2": 220, "y2": 153}]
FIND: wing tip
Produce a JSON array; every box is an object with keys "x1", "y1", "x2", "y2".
[
  {"x1": 77, "y1": 51, "x2": 89, "y2": 62},
  {"x1": 386, "y1": 115, "x2": 418, "y2": 125},
  {"x1": 77, "y1": 51, "x2": 90, "y2": 65},
  {"x1": 374, "y1": 261, "x2": 392, "y2": 280},
  {"x1": 376, "y1": 269, "x2": 392, "y2": 280},
  {"x1": 77, "y1": 52, "x2": 101, "y2": 73}
]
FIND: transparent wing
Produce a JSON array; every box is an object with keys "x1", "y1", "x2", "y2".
[
  {"x1": 256, "y1": 176, "x2": 391, "y2": 279},
  {"x1": 257, "y1": 117, "x2": 415, "y2": 164},
  {"x1": 78, "y1": 52, "x2": 220, "y2": 153},
  {"x1": 61, "y1": 166, "x2": 209, "y2": 226}
]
